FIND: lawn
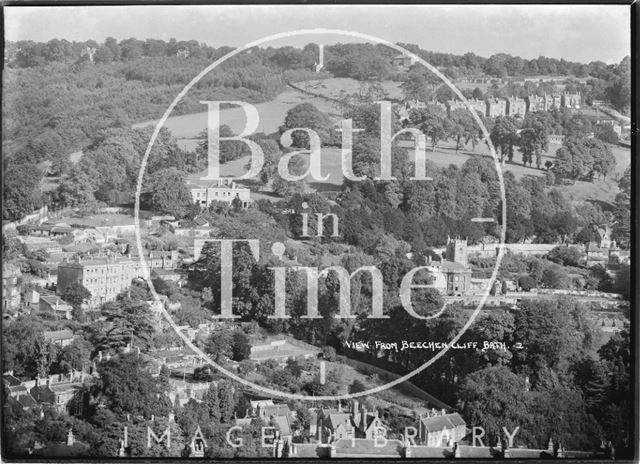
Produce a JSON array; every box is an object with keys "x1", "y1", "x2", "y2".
[
  {"x1": 51, "y1": 212, "x2": 136, "y2": 228},
  {"x1": 296, "y1": 77, "x2": 404, "y2": 101}
]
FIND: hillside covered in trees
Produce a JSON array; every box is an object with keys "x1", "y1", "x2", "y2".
[{"x1": 3, "y1": 37, "x2": 630, "y2": 166}]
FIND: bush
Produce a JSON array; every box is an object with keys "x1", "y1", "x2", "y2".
[
  {"x1": 594, "y1": 124, "x2": 619, "y2": 144},
  {"x1": 348, "y1": 379, "x2": 367, "y2": 394},
  {"x1": 238, "y1": 359, "x2": 256, "y2": 375},
  {"x1": 321, "y1": 346, "x2": 337, "y2": 362},
  {"x1": 193, "y1": 364, "x2": 215, "y2": 381},
  {"x1": 518, "y1": 274, "x2": 537, "y2": 291},
  {"x1": 546, "y1": 245, "x2": 583, "y2": 267},
  {"x1": 231, "y1": 331, "x2": 251, "y2": 362}
]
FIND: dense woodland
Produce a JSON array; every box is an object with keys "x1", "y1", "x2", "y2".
[{"x1": 3, "y1": 38, "x2": 630, "y2": 165}]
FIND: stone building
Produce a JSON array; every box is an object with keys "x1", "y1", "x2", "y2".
[
  {"x1": 2, "y1": 263, "x2": 21, "y2": 310},
  {"x1": 486, "y1": 98, "x2": 507, "y2": 117},
  {"x1": 544, "y1": 94, "x2": 562, "y2": 111},
  {"x1": 506, "y1": 96, "x2": 527, "y2": 118},
  {"x1": 446, "y1": 98, "x2": 486, "y2": 117},
  {"x1": 190, "y1": 179, "x2": 251, "y2": 209},
  {"x1": 426, "y1": 237, "x2": 472, "y2": 296},
  {"x1": 416, "y1": 409, "x2": 467, "y2": 447},
  {"x1": 57, "y1": 256, "x2": 143, "y2": 307},
  {"x1": 133, "y1": 250, "x2": 179, "y2": 270},
  {"x1": 39, "y1": 295, "x2": 73, "y2": 319},
  {"x1": 527, "y1": 95, "x2": 545, "y2": 113},
  {"x1": 562, "y1": 91, "x2": 581, "y2": 109}
]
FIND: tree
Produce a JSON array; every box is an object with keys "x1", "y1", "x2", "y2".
[
  {"x1": 408, "y1": 105, "x2": 449, "y2": 152},
  {"x1": 97, "y1": 297, "x2": 156, "y2": 352},
  {"x1": 552, "y1": 137, "x2": 616, "y2": 181},
  {"x1": 56, "y1": 165, "x2": 97, "y2": 208},
  {"x1": 147, "y1": 167, "x2": 194, "y2": 218},
  {"x1": 546, "y1": 246, "x2": 583, "y2": 267},
  {"x1": 3, "y1": 315, "x2": 44, "y2": 378},
  {"x1": 195, "y1": 125, "x2": 252, "y2": 166},
  {"x1": 490, "y1": 116, "x2": 519, "y2": 163},
  {"x1": 348, "y1": 379, "x2": 367, "y2": 394},
  {"x1": 93, "y1": 45, "x2": 114, "y2": 64},
  {"x1": 62, "y1": 282, "x2": 92, "y2": 310},
  {"x1": 519, "y1": 122, "x2": 548, "y2": 168},
  {"x1": 55, "y1": 337, "x2": 92, "y2": 374},
  {"x1": 512, "y1": 298, "x2": 596, "y2": 377},
  {"x1": 280, "y1": 103, "x2": 334, "y2": 148},
  {"x1": 321, "y1": 346, "x2": 337, "y2": 362},
  {"x1": 291, "y1": 402, "x2": 312, "y2": 441},
  {"x1": 458, "y1": 366, "x2": 530, "y2": 446},
  {"x1": 518, "y1": 275, "x2": 537, "y2": 291},
  {"x1": 564, "y1": 113, "x2": 593, "y2": 138},
  {"x1": 93, "y1": 353, "x2": 171, "y2": 418},
  {"x1": 449, "y1": 109, "x2": 481, "y2": 153},
  {"x1": 401, "y1": 69, "x2": 436, "y2": 102},
  {"x1": 204, "y1": 329, "x2": 232, "y2": 362},
  {"x1": 528, "y1": 386, "x2": 602, "y2": 450},
  {"x1": 231, "y1": 331, "x2": 251, "y2": 361},
  {"x1": 217, "y1": 380, "x2": 236, "y2": 423},
  {"x1": 202, "y1": 382, "x2": 221, "y2": 421},
  {"x1": 2, "y1": 162, "x2": 43, "y2": 221},
  {"x1": 612, "y1": 167, "x2": 630, "y2": 248},
  {"x1": 193, "y1": 364, "x2": 216, "y2": 382},
  {"x1": 541, "y1": 267, "x2": 570, "y2": 289}
]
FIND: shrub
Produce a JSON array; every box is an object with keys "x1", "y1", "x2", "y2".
[{"x1": 518, "y1": 274, "x2": 537, "y2": 291}]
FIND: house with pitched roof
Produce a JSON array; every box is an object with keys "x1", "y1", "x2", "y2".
[
  {"x1": 3, "y1": 372, "x2": 38, "y2": 410},
  {"x1": 43, "y1": 329, "x2": 75, "y2": 347},
  {"x1": 416, "y1": 409, "x2": 467, "y2": 447},
  {"x1": 39, "y1": 295, "x2": 73, "y2": 319}
]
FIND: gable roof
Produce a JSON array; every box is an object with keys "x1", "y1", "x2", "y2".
[
  {"x1": 362, "y1": 413, "x2": 383, "y2": 431},
  {"x1": 17, "y1": 393, "x2": 38, "y2": 408},
  {"x1": 40, "y1": 295, "x2": 71, "y2": 308},
  {"x1": 43, "y1": 329, "x2": 74, "y2": 342},
  {"x1": 260, "y1": 404, "x2": 291, "y2": 418},
  {"x1": 3, "y1": 373, "x2": 22, "y2": 387},
  {"x1": 327, "y1": 413, "x2": 354, "y2": 432},
  {"x1": 420, "y1": 413, "x2": 466, "y2": 432},
  {"x1": 271, "y1": 414, "x2": 292, "y2": 436}
]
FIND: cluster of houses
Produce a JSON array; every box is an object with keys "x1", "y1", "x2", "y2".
[
  {"x1": 1, "y1": 204, "x2": 218, "y2": 315},
  {"x1": 219, "y1": 398, "x2": 592, "y2": 459},
  {"x1": 3, "y1": 362, "x2": 93, "y2": 415},
  {"x1": 223, "y1": 397, "x2": 469, "y2": 458},
  {"x1": 399, "y1": 91, "x2": 581, "y2": 122}
]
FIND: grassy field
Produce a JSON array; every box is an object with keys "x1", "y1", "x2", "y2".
[
  {"x1": 296, "y1": 77, "x2": 404, "y2": 101},
  {"x1": 135, "y1": 88, "x2": 337, "y2": 140},
  {"x1": 51, "y1": 212, "x2": 136, "y2": 227}
]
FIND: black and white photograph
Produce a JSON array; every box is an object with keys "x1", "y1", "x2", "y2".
[{"x1": 1, "y1": 3, "x2": 635, "y2": 461}]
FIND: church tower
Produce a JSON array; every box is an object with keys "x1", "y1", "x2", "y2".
[{"x1": 446, "y1": 236, "x2": 468, "y2": 266}]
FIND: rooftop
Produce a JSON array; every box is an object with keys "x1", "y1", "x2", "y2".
[
  {"x1": 434, "y1": 261, "x2": 469, "y2": 273},
  {"x1": 420, "y1": 412, "x2": 466, "y2": 432},
  {"x1": 40, "y1": 295, "x2": 71, "y2": 307},
  {"x1": 43, "y1": 329, "x2": 74, "y2": 341}
]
